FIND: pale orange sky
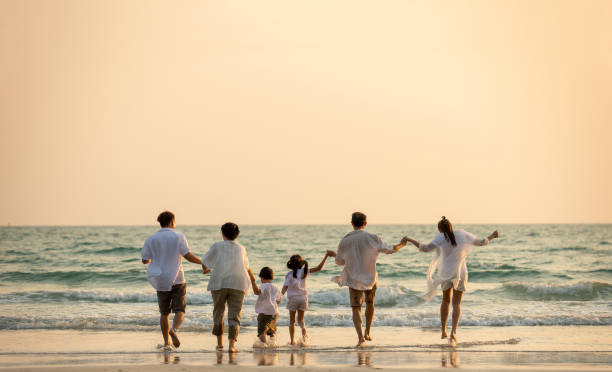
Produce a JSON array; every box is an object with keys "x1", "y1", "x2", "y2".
[{"x1": 1, "y1": 0, "x2": 611, "y2": 225}]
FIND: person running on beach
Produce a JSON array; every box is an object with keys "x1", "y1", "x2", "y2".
[
  {"x1": 329, "y1": 212, "x2": 409, "y2": 347},
  {"x1": 141, "y1": 211, "x2": 202, "y2": 350},
  {"x1": 405, "y1": 216, "x2": 499, "y2": 343},
  {"x1": 248, "y1": 266, "x2": 282, "y2": 345},
  {"x1": 282, "y1": 251, "x2": 335, "y2": 345},
  {"x1": 201, "y1": 222, "x2": 251, "y2": 353}
]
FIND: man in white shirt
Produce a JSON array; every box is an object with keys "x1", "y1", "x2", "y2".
[
  {"x1": 331, "y1": 212, "x2": 408, "y2": 347},
  {"x1": 142, "y1": 211, "x2": 202, "y2": 350}
]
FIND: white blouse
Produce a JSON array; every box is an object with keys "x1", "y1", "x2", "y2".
[
  {"x1": 419, "y1": 229, "x2": 488, "y2": 300},
  {"x1": 284, "y1": 268, "x2": 307, "y2": 297},
  {"x1": 201, "y1": 240, "x2": 251, "y2": 292},
  {"x1": 332, "y1": 229, "x2": 396, "y2": 290}
]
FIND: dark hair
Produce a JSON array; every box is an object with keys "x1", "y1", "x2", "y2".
[
  {"x1": 221, "y1": 222, "x2": 240, "y2": 240},
  {"x1": 438, "y1": 216, "x2": 457, "y2": 246},
  {"x1": 351, "y1": 212, "x2": 367, "y2": 228},
  {"x1": 259, "y1": 266, "x2": 273, "y2": 280},
  {"x1": 157, "y1": 211, "x2": 175, "y2": 227},
  {"x1": 287, "y1": 255, "x2": 309, "y2": 279}
]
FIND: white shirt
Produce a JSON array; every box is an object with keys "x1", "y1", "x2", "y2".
[
  {"x1": 419, "y1": 229, "x2": 488, "y2": 300},
  {"x1": 284, "y1": 268, "x2": 307, "y2": 297},
  {"x1": 255, "y1": 282, "x2": 282, "y2": 316},
  {"x1": 201, "y1": 240, "x2": 250, "y2": 292},
  {"x1": 332, "y1": 229, "x2": 395, "y2": 290},
  {"x1": 141, "y1": 228, "x2": 190, "y2": 291}
]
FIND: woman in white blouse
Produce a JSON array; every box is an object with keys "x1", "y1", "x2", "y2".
[
  {"x1": 201, "y1": 222, "x2": 251, "y2": 353},
  {"x1": 405, "y1": 217, "x2": 499, "y2": 343}
]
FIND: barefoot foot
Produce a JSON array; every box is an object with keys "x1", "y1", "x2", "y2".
[
  {"x1": 216, "y1": 344, "x2": 224, "y2": 351},
  {"x1": 355, "y1": 338, "x2": 366, "y2": 348},
  {"x1": 228, "y1": 346, "x2": 239, "y2": 353},
  {"x1": 364, "y1": 334, "x2": 372, "y2": 341},
  {"x1": 169, "y1": 328, "x2": 180, "y2": 348},
  {"x1": 441, "y1": 331, "x2": 448, "y2": 339}
]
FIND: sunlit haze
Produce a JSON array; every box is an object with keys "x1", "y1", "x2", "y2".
[{"x1": 1, "y1": 1, "x2": 611, "y2": 225}]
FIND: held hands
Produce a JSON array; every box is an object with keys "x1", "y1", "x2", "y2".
[
  {"x1": 202, "y1": 264, "x2": 211, "y2": 275},
  {"x1": 247, "y1": 267, "x2": 256, "y2": 281},
  {"x1": 489, "y1": 230, "x2": 499, "y2": 241},
  {"x1": 325, "y1": 250, "x2": 336, "y2": 257}
]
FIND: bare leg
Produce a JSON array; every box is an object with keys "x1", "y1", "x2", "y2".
[
  {"x1": 168, "y1": 311, "x2": 184, "y2": 347},
  {"x1": 216, "y1": 334, "x2": 223, "y2": 350},
  {"x1": 364, "y1": 302, "x2": 374, "y2": 341},
  {"x1": 352, "y1": 307, "x2": 365, "y2": 347},
  {"x1": 450, "y1": 290, "x2": 463, "y2": 341},
  {"x1": 160, "y1": 314, "x2": 171, "y2": 346},
  {"x1": 440, "y1": 288, "x2": 451, "y2": 339},
  {"x1": 289, "y1": 310, "x2": 296, "y2": 345},
  {"x1": 297, "y1": 310, "x2": 307, "y2": 339}
]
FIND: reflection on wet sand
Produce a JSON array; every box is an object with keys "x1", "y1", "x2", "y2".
[
  {"x1": 216, "y1": 351, "x2": 237, "y2": 365},
  {"x1": 289, "y1": 351, "x2": 307, "y2": 366},
  {"x1": 357, "y1": 351, "x2": 372, "y2": 367},
  {"x1": 441, "y1": 351, "x2": 459, "y2": 367},
  {"x1": 253, "y1": 351, "x2": 279, "y2": 366},
  {"x1": 160, "y1": 351, "x2": 180, "y2": 365}
]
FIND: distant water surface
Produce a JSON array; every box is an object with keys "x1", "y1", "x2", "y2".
[{"x1": 0, "y1": 224, "x2": 610, "y2": 331}]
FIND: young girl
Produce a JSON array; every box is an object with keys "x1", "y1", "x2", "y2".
[{"x1": 282, "y1": 250, "x2": 334, "y2": 345}]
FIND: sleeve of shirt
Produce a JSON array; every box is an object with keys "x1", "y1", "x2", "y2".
[
  {"x1": 141, "y1": 239, "x2": 151, "y2": 260},
  {"x1": 178, "y1": 234, "x2": 190, "y2": 256},
  {"x1": 419, "y1": 234, "x2": 443, "y2": 252},
  {"x1": 464, "y1": 230, "x2": 488, "y2": 246},
  {"x1": 284, "y1": 272, "x2": 292, "y2": 287},
  {"x1": 202, "y1": 244, "x2": 218, "y2": 268},
  {"x1": 242, "y1": 246, "x2": 250, "y2": 270},
  {"x1": 335, "y1": 241, "x2": 345, "y2": 265},
  {"x1": 376, "y1": 235, "x2": 395, "y2": 254}
]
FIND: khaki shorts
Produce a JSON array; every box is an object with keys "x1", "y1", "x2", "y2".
[
  {"x1": 286, "y1": 295, "x2": 308, "y2": 311},
  {"x1": 157, "y1": 283, "x2": 186, "y2": 315},
  {"x1": 257, "y1": 313, "x2": 278, "y2": 337},
  {"x1": 441, "y1": 279, "x2": 466, "y2": 292},
  {"x1": 349, "y1": 283, "x2": 377, "y2": 307}
]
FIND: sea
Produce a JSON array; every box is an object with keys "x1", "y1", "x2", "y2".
[{"x1": 1, "y1": 224, "x2": 610, "y2": 334}]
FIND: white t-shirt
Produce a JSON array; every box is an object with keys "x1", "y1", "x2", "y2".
[
  {"x1": 141, "y1": 228, "x2": 190, "y2": 291},
  {"x1": 419, "y1": 229, "x2": 488, "y2": 300},
  {"x1": 201, "y1": 240, "x2": 250, "y2": 292},
  {"x1": 284, "y1": 268, "x2": 307, "y2": 297},
  {"x1": 332, "y1": 229, "x2": 395, "y2": 290},
  {"x1": 255, "y1": 282, "x2": 282, "y2": 316}
]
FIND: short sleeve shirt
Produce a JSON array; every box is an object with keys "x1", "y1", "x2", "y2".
[
  {"x1": 255, "y1": 282, "x2": 282, "y2": 315},
  {"x1": 141, "y1": 228, "x2": 190, "y2": 291}
]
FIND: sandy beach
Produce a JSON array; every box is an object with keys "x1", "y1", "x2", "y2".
[{"x1": 1, "y1": 326, "x2": 611, "y2": 371}]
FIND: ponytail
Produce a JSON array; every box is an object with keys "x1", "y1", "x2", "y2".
[
  {"x1": 438, "y1": 216, "x2": 457, "y2": 246},
  {"x1": 287, "y1": 255, "x2": 309, "y2": 279}
]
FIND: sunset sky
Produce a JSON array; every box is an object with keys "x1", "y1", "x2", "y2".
[{"x1": 1, "y1": 0, "x2": 611, "y2": 225}]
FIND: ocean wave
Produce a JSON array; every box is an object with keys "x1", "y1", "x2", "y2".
[
  {"x1": 1, "y1": 309, "x2": 610, "y2": 331},
  {"x1": 468, "y1": 269, "x2": 543, "y2": 280},
  {"x1": 0, "y1": 286, "x2": 425, "y2": 308},
  {"x1": 0, "y1": 270, "x2": 147, "y2": 284},
  {"x1": 501, "y1": 281, "x2": 612, "y2": 301}
]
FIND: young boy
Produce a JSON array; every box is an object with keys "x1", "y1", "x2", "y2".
[{"x1": 248, "y1": 267, "x2": 282, "y2": 344}]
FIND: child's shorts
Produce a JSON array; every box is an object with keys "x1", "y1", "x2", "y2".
[
  {"x1": 286, "y1": 295, "x2": 308, "y2": 311},
  {"x1": 257, "y1": 313, "x2": 278, "y2": 337}
]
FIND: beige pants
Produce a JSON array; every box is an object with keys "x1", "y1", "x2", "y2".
[{"x1": 211, "y1": 288, "x2": 246, "y2": 341}]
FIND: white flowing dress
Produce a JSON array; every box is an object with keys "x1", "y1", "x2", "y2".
[{"x1": 419, "y1": 229, "x2": 489, "y2": 301}]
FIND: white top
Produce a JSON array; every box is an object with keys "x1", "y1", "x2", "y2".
[
  {"x1": 332, "y1": 229, "x2": 395, "y2": 290},
  {"x1": 141, "y1": 228, "x2": 190, "y2": 291},
  {"x1": 201, "y1": 240, "x2": 250, "y2": 292},
  {"x1": 419, "y1": 229, "x2": 488, "y2": 300},
  {"x1": 255, "y1": 282, "x2": 282, "y2": 315},
  {"x1": 284, "y1": 268, "x2": 307, "y2": 297}
]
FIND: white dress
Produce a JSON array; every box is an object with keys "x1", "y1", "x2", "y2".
[{"x1": 419, "y1": 229, "x2": 488, "y2": 300}]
